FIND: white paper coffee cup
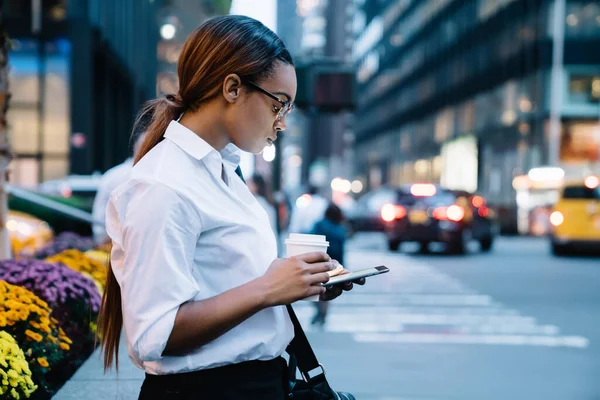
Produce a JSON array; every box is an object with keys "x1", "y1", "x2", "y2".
[
  {"x1": 285, "y1": 234, "x2": 329, "y2": 301},
  {"x1": 285, "y1": 233, "x2": 329, "y2": 257}
]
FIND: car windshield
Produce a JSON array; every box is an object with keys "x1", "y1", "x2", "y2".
[{"x1": 562, "y1": 186, "x2": 600, "y2": 200}]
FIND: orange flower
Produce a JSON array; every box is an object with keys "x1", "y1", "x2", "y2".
[
  {"x1": 24, "y1": 330, "x2": 43, "y2": 343},
  {"x1": 59, "y1": 343, "x2": 70, "y2": 351},
  {"x1": 37, "y1": 357, "x2": 49, "y2": 368}
]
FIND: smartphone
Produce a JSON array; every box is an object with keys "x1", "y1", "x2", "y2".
[{"x1": 321, "y1": 266, "x2": 389, "y2": 287}]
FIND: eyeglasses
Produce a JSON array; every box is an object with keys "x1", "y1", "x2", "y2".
[{"x1": 243, "y1": 80, "x2": 294, "y2": 121}]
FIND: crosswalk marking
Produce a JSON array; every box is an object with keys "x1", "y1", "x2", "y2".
[
  {"x1": 353, "y1": 333, "x2": 589, "y2": 348},
  {"x1": 294, "y1": 250, "x2": 590, "y2": 349}
]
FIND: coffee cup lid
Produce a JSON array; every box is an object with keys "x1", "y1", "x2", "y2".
[
  {"x1": 285, "y1": 233, "x2": 329, "y2": 246},
  {"x1": 288, "y1": 234, "x2": 326, "y2": 242}
]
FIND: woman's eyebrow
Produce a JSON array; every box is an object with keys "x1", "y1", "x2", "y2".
[{"x1": 274, "y1": 92, "x2": 291, "y2": 101}]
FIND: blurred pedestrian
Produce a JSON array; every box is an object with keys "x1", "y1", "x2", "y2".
[
  {"x1": 96, "y1": 15, "x2": 361, "y2": 400},
  {"x1": 310, "y1": 203, "x2": 348, "y2": 326},
  {"x1": 247, "y1": 174, "x2": 277, "y2": 235},
  {"x1": 91, "y1": 108, "x2": 152, "y2": 245},
  {"x1": 288, "y1": 185, "x2": 328, "y2": 234}
]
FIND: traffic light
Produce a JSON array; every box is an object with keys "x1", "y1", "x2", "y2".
[{"x1": 294, "y1": 58, "x2": 357, "y2": 112}]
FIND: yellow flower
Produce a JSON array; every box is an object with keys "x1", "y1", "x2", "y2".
[
  {"x1": 36, "y1": 358, "x2": 49, "y2": 368},
  {"x1": 0, "y1": 330, "x2": 38, "y2": 398},
  {"x1": 59, "y1": 343, "x2": 70, "y2": 351},
  {"x1": 0, "y1": 315, "x2": 6, "y2": 327},
  {"x1": 28, "y1": 322, "x2": 39, "y2": 330},
  {"x1": 18, "y1": 295, "x2": 32, "y2": 305}
]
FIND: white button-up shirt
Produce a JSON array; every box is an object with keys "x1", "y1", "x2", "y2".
[{"x1": 105, "y1": 120, "x2": 293, "y2": 375}]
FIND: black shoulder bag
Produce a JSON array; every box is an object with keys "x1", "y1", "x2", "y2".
[{"x1": 285, "y1": 305, "x2": 355, "y2": 400}]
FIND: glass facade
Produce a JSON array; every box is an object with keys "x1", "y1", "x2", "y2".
[{"x1": 7, "y1": 38, "x2": 71, "y2": 187}]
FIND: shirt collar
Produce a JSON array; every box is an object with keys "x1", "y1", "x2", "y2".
[
  {"x1": 163, "y1": 120, "x2": 214, "y2": 161},
  {"x1": 163, "y1": 121, "x2": 241, "y2": 168},
  {"x1": 220, "y1": 144, "x2": 241, "y2": 168}
]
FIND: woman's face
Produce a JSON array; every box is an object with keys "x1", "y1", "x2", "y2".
[{"x1": 226, "y1": 62, "x2": 297, "y2": 154}]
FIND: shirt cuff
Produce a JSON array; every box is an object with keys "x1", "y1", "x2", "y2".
[{"x1": 134, "y1": 305, "x2": 180, "y2": 362}]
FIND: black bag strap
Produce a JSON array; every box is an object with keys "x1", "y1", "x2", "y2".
[
  {"x1": 233, "y1": 168, "x2": 329, "y2": 386},
  {"x1": 285, "y1": 304, "x2": 326, "y2": 383}
]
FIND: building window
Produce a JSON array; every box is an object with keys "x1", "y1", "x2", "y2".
[
  {"x1": 565, "y1": 1, "x2": 600, "y2": 37},
  {"x1": 569, "y1": 75, "x2": 600, "y2": 103}
]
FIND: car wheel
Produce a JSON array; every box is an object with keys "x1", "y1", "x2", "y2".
[
  {"x1": 480, "y1": 236, "x2": 493, "y2": 252},
  {"x1": 551, "y1": 242, "x2": 568, "y2": 256},
  {"x1": 388, "y1": 239, "x2": 401, "y2": 252},
  {"x1": 449, "y1": 229, "x2": 471, "y2": 254}
]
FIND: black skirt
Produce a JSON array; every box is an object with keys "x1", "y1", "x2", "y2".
[{"x1": 138, "y1": 357, "x2": 289, "y2": 400}]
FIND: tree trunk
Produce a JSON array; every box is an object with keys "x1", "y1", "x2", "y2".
[{"x1": 0, "y1": 15, "x2": 14, "y2": 259}]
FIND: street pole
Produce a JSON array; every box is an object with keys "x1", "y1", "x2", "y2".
[
  {"x1": 273, "y1": 137, "x2": 282, "y2": 235},
  {"x1": 548, "y1": 0, "x2": 565, "y2": 168},
  {"x1": 0, "y1": 14, "x2": 13, "y2": 259}
]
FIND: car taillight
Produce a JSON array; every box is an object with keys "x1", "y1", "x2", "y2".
[
  {"x1": 550, "y1": 211, "x2": 564, "y2": 226},
  {"x1": 381, "y1": 204, "x2": 406, "y2": 222},
  {"x1": 478, "y1": 206, "x2": 489, "y2": 217},
  {"x1": 472, "y1": 196, "x2": 485, "y2": 208},
  {"x1": 446, "y1": 205, "x2": 465, "y2": 222},
  {"x1": 433, "y1": 205, "x2": 465, "y2": 222}
]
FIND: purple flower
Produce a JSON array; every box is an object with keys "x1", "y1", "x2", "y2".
[
  {"x1": 0, "y1": 259, "x2": 101, "y2": 313},
  {"x1": 34, "y1": 232, "x2": 95, "y2": 259}
]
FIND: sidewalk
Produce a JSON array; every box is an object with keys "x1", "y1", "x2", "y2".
[{"x1": 53, "y1": 336, "x2": 144, "y2": 399}]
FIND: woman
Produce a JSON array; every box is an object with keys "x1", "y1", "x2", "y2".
[{"x1": 97, "y1": 15, "x2": 361, "y2": 399}]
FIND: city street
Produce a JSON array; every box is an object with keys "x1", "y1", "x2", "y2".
[{"x1": 296, "y1": 234, "x2": 600, "y2": 400}]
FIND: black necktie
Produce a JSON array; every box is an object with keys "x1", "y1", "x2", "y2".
[{"x1": 234, "y1": 166, "x2": 245, "y2": 183}]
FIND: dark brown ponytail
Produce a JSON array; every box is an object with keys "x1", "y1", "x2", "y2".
[{"x1": 134, "y1": 95, "x2": 186, "y2": 165}]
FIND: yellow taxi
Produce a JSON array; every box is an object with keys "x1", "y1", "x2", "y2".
[{"x1": 549, "y1": 176, "x2": 600, "y2": 255}]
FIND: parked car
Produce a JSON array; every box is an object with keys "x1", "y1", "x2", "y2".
[
  {"x1": 349, "y1": 184, "x2": 498, "y2": 253},
  {"x1": 549, "y1": 176, "x2": 600, "y2": 255}
]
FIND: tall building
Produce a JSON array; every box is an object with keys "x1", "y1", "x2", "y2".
[
  {"x1": 353, "y1": 0, "x2": 600, "y2": 232},
  {"x1": 276, "y1": 0, "x2": 356, "y2": 193},
  {"x1": 4, "y1": 0, "x2": 159, "y2": 183}
]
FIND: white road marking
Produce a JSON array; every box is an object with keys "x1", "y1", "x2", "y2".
[{"x1": 353, "y1": 333, "x2": 589, "y2": 348}]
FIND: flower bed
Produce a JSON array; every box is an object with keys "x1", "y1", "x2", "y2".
[{"x1": 1, "y1": 231, "x2": 110, "y2": 399}]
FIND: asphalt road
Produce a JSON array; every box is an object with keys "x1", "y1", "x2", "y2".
[{"x1": 295, "y1": 234, "x2": 600, "y2": 400}]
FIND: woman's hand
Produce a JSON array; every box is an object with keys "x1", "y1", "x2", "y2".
[
  {"x1": 260, "y1": 252, "x2": 334, "y2": 306},
  {"x1": 320, "y1": 261, "x2": 366, "y2": 301}
]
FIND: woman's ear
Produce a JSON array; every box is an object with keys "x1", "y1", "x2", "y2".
[{"x1": 223, "y1": 74, "x2": 242, "y2": 104}]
